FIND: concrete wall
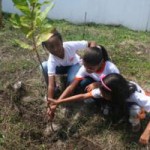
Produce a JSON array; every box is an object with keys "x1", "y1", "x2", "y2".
[{"x1": 2, "y1": 0, "x2": 150, "y2": 31}]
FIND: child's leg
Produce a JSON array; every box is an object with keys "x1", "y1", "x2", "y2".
[
  {"x1": 67, "y1": 63, "x2": 81, "y2": 84},
  {"x1": 139, "y1": 122, "x2": 150, "y2": 145},
  {"x1": 56, "y1": 66, "x2": 68, "y2": 74},
  {"x1": 55, "y1": 66, "x2": 69, "y2": 91},
  {"x1": 128, "y1": 104, "x2": 141, "y2": 132},
  {"x1": 40, "y1": 61, "x2": 48, "y2": 85}
]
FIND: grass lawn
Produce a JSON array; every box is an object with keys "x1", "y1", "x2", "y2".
[{"x1": 0, "y1": 15, "x2": 150, "y2": 149}]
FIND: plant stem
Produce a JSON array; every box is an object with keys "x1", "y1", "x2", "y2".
[{"x1": 30, "y1": 3, "x2": 54, "y2": 132}]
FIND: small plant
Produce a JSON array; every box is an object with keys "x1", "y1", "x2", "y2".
[
  {"x1": 10, "y1": 0, "x2": 54, "y2": 70},
  {"x1": 10, "y1": 0, "x2": 55, "y2": 131}
]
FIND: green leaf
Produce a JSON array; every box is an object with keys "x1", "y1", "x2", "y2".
[
  {"x1": 43, "y1": 0, "x2": 51, "y2": 5},
  {"x1": 40, "y1": 2, "x2": 54, "y2": 20},
  {"x1": 10, "y1": 14, "x2": 21, "y2": 28},
  {"x1": 14, "y1": 39, "x2": 32, "y2": 50},
  {"x1": 15, "y1": 5, "x2": 30, "y2": 14},
  {"x1": 36, "y1": 32, "x2": 53, "y2": 46},
  {"x1": 29, "y1": 0, "x2": 38, "y2": 4},
  {"x1": 40, "y1": 23, "x2": 53, "y2": 32},
  {"x1": 26, "y1": 30, "x2": 34, "y2": 38},
  {"x1": 21, "y1": 27, "x2": 31, "y2": 35},
  {"x1": 12, "y1": 0, "x2": 29, "y2": 12},
  {"x1": 12, "y1": 0, "x2": 28, "y2": 6},
  {"x1": 21, "y1": 22, "x2": 31, "y2": 28},
  {"x1": 10, "y1": 0, "x2": 54, "y2": 50}
]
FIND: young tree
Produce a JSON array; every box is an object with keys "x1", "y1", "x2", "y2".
[
  {"x1": 10, "y1": 0, "x2": 54, "y2": 69},
  {"x1": 10, "y1": 0, "x2": 55, "y2": 131}
]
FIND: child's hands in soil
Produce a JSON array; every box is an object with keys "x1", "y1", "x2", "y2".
[{"x1": 47, "y1": 98, "x2": 58, "y2": 121}]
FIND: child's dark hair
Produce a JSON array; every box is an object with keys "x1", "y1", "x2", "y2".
[
  {"x1": 100, "y1": 73, "x2": 137, "y2": 122},
  {"x1": 42, "y1": 29, "x2": 62, "y2": 49},
  {"x1": 82, "y1": 45, "x2": 110, "y2": 66},
  {"x1": 51, "y1": 30, "x2": 63, "y2": 42}
]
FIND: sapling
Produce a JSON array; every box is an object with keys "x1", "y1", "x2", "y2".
[
  {"x1": 10, "y1": 0, "x2": 55, "y2": 131},
  {"x1": 10, "y1": 0, "x2": 54, "y2": 70}
]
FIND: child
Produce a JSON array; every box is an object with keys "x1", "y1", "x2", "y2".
[
  {"x1": 41, "y1": 29, "x2": 96, "y2": 99},
  {"x1": 48, "y1": 73, "x2": 150, "y2": 144},
  {"x1": 97, "y1": 73, "x2": 150, "y2": 144},
  {"x1": 47, "y1": 46, "x2": 119, "y2": 116},
  {"x1": 57, "y1": 46, "x2": 120, "y2": 101}
]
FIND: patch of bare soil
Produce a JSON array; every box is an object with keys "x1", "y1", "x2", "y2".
[{"x1": 0, "y1": 30, "x2": 106, "y2": 149}]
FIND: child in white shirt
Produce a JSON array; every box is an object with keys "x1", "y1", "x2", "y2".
[
  {"x1": 55, "y1": 46, "x2": 119, "y2": 102},
  {"x1": 48, "y1": 73, "x2": 150, "y2": 144},
  {"x1": 41, "y1": 29, "x2": 96, "y2": 100}
]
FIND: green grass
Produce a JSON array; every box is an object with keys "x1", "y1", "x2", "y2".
[
  {"x1": 0, "y1": 15, "x2": 150, "y2": 149},
  {"x1": 50, "y1": 19, "x2": 150, "y2": 83}
]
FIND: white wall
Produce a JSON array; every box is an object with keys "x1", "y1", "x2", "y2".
[{"x1": 2, "y1": 0, "x2": 150, "y2": 31}]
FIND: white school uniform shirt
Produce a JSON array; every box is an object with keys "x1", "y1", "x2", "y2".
[
  {"x1": 47, "y1": 41, "x2": 88, "y2": 75},
  {"x1": 126, "y1": 82, "x2": 150, "y2": 112},
  {"x1": 75, "y1": 60, "x2": 119, "y2": 98},
  {"x1": 91, "y1": 81, "x2": 150, "y2": 112},
  {"x1": 75, "y1": 61, "x2": 120, "y2": 81}
]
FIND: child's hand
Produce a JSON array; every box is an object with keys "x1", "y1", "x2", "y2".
[
  {"x1": 47, "y1": 98, "x2": 58, "y2": 105},
  {"x1": 138, "y1": 109, "x2": 146, "y2": 120},
  {"x1": 85, "y1": 82, "x2": 100, "y2": 92},
  {"x1": 47, "y1": 108, "x2": 54, "y2": 121},
  {"x1": 139, "y1": 131, "x2": 150, "y2": 145},
  {"x1": 47, "y1": 104, "x2": 58, "y2": 121},
  {"x1": 46, "y1": 98, "x2": 58, "y2": 121},
  {"x1": 139, "y1": 122, "x2": 150, "y2": 145},
  {"x1": 47, "y1": 106, "x2": 55, "y2": 121}
]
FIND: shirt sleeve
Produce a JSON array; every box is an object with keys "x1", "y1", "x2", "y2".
[
  {"x1": 106, "y1": 61, "x2": 120, "y2": 74},
  {"x1": 130, "y1": 81, "x2": 145, "y2": 94},
  {"x1": 47, "y1": 56, "x2": 57, "y2": 75},
  {"x1": 90, "y1": 88, "x2": 102, "y2": 98},
  {"x1": 130, "y1": 91, "x2": 150, "y2": 112},
  {"x1": 75, "y1": 66, "x2": 86, "y2": 80}
]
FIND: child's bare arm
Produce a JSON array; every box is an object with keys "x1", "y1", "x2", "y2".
[
  {"x1": 139, "y1": 121, "x2": 150, "y2": 145},
  {"x1": 47, "y1": 98, "x2": 58, "y2": 120},
  {"x1": 47, "y1": 93, "x2": 91, "y2": 117},
  {"x1": 48, "y1": 76, "x2": 55, "y2": 99},
  {"x1": 58, "y1": 79, "x2": 80, "y2": 99},
  {"x1": 48, "y1": 93, "x2": 92, "y2": 105},
  {"x1": 47, "y1": 92, "x2": 92, "y2": 120}
]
